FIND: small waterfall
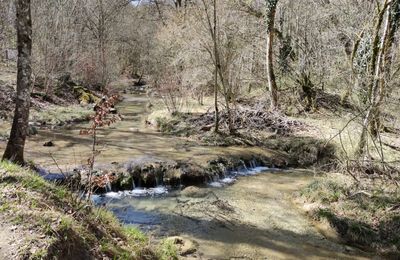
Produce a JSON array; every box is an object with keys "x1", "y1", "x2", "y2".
[
  {"x1": 218, "y1": 163, "x2": 227, "y2": 174},
  {"x1": 105, "y1": 175, "x2": 112, "y2": 192},
  {"x1": 132, "y1": 178, "x2": 136, "y2": 190},
  {"x1": 240, "y1": 160, "x2": 249, "y2": 174},
  {"x1": 250, "y1": 160, "x2": 257, "y2": 169},
  {"x1": 155, "y1": 172, "x2": 164, "y2": 187}
]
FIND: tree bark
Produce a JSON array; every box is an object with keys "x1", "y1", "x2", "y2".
[
  {"x1": 265, "y1": 0, "x2": 279, "y2": 110},
  {"x1": 3, "y1": 0, "x2": 32, "y2": 165}
]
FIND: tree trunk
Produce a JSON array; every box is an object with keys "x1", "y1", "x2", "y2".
[
  {"x1": 213, "y1": 0, "x2": 219, "y2": 133},
  {"x1": 265, "y1": 0, "x2": 279, "y2": 110},
  {"x1": 3, "y1": 0, "x2": 32, "y2": 165},
  {"x1": 357, "y1": 0, "x2": 391, "y2": 156},
  {"x1": 369, "y1": 0, "x2": 400, "y2": 137}
]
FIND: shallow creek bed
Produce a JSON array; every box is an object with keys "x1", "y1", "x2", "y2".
[{"x1": 93, "y1": 168, "x2": 373, "y2": 259}]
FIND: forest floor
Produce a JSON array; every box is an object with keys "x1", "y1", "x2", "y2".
[
  {"x1": 0, "y1": 63, "x2": 98, "y2": 143},
  {"x1": 0, "y1": 62, "x2": 95, "y2": 124}
]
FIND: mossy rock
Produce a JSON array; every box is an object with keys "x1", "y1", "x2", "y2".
[
  {"x1": 118, "y1": 174, "x2": 133, "y2": 190},
  {"x1": 164, "y1": 236, "x2": 197, "y2": 256},
  {"x1": 73, "y1": 86, "x2": 98, "y2": 104},
  {"x1": 181, "y1": 186, "x2": 209, "y2": 198}
]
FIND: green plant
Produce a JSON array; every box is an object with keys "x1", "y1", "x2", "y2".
[
  {"x1": 123, "y1": 226, "x2": 148, "y2": 243},
  {"x1": 301, "y1": 179, "x2": 347, "y2": 204},
  {"x1": 157, "y1": 239, "x2": 178, "y2": 260}
]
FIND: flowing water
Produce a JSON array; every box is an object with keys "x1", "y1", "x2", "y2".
[
  {"x1": 95, "y1": 169, "x2": 371, "y2": 259},
  {"x1": 0, "y1": 93, "x2": 276, "y2": 171},
  {"x1": 0, "y1": 91, "x2": 372, "y2": 259}
]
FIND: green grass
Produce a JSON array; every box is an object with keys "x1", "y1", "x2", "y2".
[
  {"x1": 157, "y1": 239, "x2": 179, "y2": 260},
  {"x1": 30, "y1": 105, "x2": 92, "y2": 125},
  {"x1": 301, "y1": 179, "x2": 348, "y2": 204},
  {"x1": 124, "y1": 226, "x2": 148, "y2": 243},
  {"x1": 301, "y1": 174, "x2": 400, "y2": 255},
  {"x1": 0, "y1": 161, "x2": 156, "y2": 259}
]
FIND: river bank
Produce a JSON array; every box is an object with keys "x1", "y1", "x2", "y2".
[{"x1": 0, "y1": 161, "x2": 163, "y2": 259}]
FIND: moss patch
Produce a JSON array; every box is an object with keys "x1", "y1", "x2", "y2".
[{"x1": 73, "y1": 86, "x2": 99, "y2": 105}]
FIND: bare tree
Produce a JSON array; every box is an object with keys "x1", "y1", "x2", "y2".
[
  {"x1": 3, "y1": 0, "x2": 32, "y2": 164},
  {"x1": 357, "y1": 0, "x2": 395, "y2": 156},
  {"x1": 82, "y1": 0, "x2": 133, "y2": 88},
  {"x1": 201, "y1": 0, "x2": 220, "y2": 132},
  {"x1": 265, "y1": 0, "x2": 279, "y2": 110}
]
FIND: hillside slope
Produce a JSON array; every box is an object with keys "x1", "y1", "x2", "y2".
[{"x1": 0, "y1": 161, "x2": 156, "y2": 260}]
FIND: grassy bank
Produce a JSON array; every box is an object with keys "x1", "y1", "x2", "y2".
[
  {"x1": 298, "y1": 173, "x2": 400, "y2": 257},
  {"x1": 0, "y1": 161, "x2": 177, "y2": 259},
  {"x1": 30, "y1": 105, "x2": 92, "y2": 126}
]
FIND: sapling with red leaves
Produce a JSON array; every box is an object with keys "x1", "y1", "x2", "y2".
[{"x1": 80, "y1": 94, "x2": 121, "y2": 200}]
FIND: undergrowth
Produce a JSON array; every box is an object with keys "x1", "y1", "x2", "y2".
[{"x1": 300, "y1": 175, "x2": 400, "y2": 257}]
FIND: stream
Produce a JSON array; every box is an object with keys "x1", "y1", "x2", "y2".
[
  {"x1": 0, "y1": 91, "x2": 371, "y2": 259},
  {"x1": 93, "y1": 169, "x2": 371, "y2": 259}
]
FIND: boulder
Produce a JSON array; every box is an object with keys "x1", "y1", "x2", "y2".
[
  {"x1": 181, "y1": 186, "x2": 209, "y2": 198},
  {"x1": 43, "y1": 141, "x2": 55, "y2": 147},
  {"x1": 28, "y1": 125, "x2": 38, "y2": 136},
  {"x1": 73, "y1": 86, "x2": 97, "y2": 104},
  {"x1": 165, "y1": 236, "x2": 197, "y2": 256}
]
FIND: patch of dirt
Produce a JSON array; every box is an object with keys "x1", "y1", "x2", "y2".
[{"x1": 0, "y1": 217, "x2": 23, "y2": 259}]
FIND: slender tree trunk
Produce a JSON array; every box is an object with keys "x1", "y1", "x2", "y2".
[
  {"x1": 213, "y1": 0, "x2": 219, "y2": 133},
  {"x1": 370, "y1": 0, "x2": 400, "y2": 137},
  {"x1": 3, "y1": 0, "x2": 32, "y2": 165},
  {"x1": 265, "y1": 0, "x2": 279, "y2": 110},
  {"x1": 201, "y1": 0, "x2": 234, "y2": 134},
  {"x1": 99, "y1": 0, "x2": 107, "y2": 89},
  {"x1": 154, "y1": 0, "x2": 166, "y2": 26},
  {"x1": 357, "y1": 1, "x2": 391, "y2": 156}
]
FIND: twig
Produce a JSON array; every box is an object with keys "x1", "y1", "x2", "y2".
[{"x1": 49, "y1": 153, "x2": 66, "y2": 179}]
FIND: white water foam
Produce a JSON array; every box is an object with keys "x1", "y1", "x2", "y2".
[
  {"x1": 220, "y1": 177, "x2": 236, "y2": 184},
  {"x1": 93, "y1": 166, "x2": 275, "y2": 201},
  {"x1": 150, "y1": 186, "x2": 169, "y2": 195},
  {"x1": 105, "y1": 191, "x2": 123, "y2": 199},
  {"x1": 209, "y1": 182, "x2": 224, "y2": 188}
]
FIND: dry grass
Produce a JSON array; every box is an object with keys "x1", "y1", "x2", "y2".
[{"x1": 299, "y1": 173, "x2": 400, "y2": 256}]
